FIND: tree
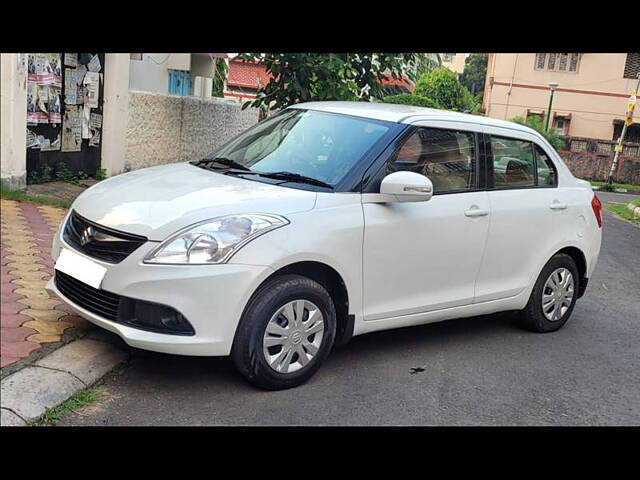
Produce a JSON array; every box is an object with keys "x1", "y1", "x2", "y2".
[
  {"x1": 413, "y1": 68, "x2": 478, "y2": 112},
  {"x1": 459, "y1": 53, "x2": 488, "y2": 98},
  {"x1": 211, "y1": 58, "x2": 228, "y2": 98},
  {"x1": 406, "y1": 53, "x2": 442, "y2": 83},
  {"x1": 511, "y1": 115, "x2": 566, "y2": 150},
  {"x1": 235, "y1": 53, "x2": 419, "y2": 111},
  {"x1": 381, "y1": 93, "x2": 441, "y2": 109}
]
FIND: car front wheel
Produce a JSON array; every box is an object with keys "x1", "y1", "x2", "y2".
[{"x1": 231, "y1": 274, "x2": 336, "y2": 390}]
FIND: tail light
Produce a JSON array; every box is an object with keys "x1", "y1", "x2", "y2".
[{"x1": 591, "y1": 194, "x2": 603, "y2": 228}]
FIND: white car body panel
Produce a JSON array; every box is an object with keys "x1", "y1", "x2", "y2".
[{"x1": 48, "y1": 102, "x2": 602, "y2": 356}]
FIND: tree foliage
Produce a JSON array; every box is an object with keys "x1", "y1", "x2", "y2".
[
  {"x1": 235, "y1": 53, "x2": 419, "y2": 111},
  {"x1": 459, "y1": 53, "x2": 488, "y2": 97},
  {"x1": 511, "y1": 115, "x2": 566, "y2": 150},
  {"x1": 211, "y1": 58, "x2": 228, "y2": 98},
  {"x1": 413, "y1": 68, "x2": 478, "y2": 112},
  {"x1": 381, "y1": 93, "x2": 441, "y2": 109}
]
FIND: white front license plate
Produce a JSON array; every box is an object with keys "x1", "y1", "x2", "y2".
[{"x1": 55, "y1": 248, "x2": 107, "y2": 289}]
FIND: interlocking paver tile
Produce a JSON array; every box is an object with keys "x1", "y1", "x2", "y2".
[
  {"x1": 22, "y1": 319, "x2": 74, "y2": 337},
  {"x1": 20, "y1": 309, "x2": 68, "y2": 323},
  {"x1": 1, "y1": 201, "x2": 93, "y2": 366},
  {"x1": 1, "y1": 326, "x2": 38, "y2": 342}
]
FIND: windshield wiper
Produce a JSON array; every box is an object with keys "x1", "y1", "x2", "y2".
[
  {"x1": 191, "y1": 157, "x2": 251, "y2": 171},
  {"x1": 226, "y1": 170, "x2": 333, "y2": 189}
]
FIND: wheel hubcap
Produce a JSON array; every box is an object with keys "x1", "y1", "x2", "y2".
[
  {"x1": 263, "y1": 299, "x2": 325, "y2": 374},
  {"x1": 542, "y1": 267, "x2": 574, "y2": 321}
]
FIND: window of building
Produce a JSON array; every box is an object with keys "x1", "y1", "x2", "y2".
[
  {"x1": 387, "y1": 128, "x2": 476, "y2": 193},
  {"x1": 552, "y1": 114, "x2": 571, "y2": 136},
  {"x1": 613, "y1": 122, "x2": 640, "y2": 144},
  {"x1": 130, "y1": 53, "x2": 143, "y2": 61},
  {"x1": 535, "y1": 53, "x2": 581, "y2": 73},
  {"x1": 489, "y1": 136, "x2": 535, "y2": 188},
  {"x1": 623, "y1": 53, "x2": 640, "y2": 79}
]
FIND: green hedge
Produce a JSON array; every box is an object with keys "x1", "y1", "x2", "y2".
[{"x1": 381, "y1": 93, "x2": 441, "y2": 109}]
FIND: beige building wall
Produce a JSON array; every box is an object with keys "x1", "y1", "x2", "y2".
[
  {"x1": 441, "y1": 53, "x2": 468, "y2": 75},
  {"x1": 483, "y1": 53, "x2": 639, "y2": 140},
  {"x1": 1, "y1": 53, "x2": 27, "y2": 189}
]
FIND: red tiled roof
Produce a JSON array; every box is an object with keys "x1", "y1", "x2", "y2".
[
  {"x1": 227, "y1": 60, "x2": 272, "y2": 90},
  {"x1": 380, "y1": 74, "x2": 414, "y2": 92},
  {"x1": 226, "y1": 60, "x2": 414, "y2": 93}
]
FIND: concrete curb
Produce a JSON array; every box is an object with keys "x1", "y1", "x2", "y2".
[
  {"x1": 627, "y1": 203, "x2": 640, "y2": 217},
  {"x1": 0, "y1": 335, "x2": 128, "y2": 426}
]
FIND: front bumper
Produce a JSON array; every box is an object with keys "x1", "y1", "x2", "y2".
[{"x1": 48, "y1": 226, "x2": 274, "y2": 356}]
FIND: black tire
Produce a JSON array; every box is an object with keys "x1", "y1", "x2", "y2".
[
  {"x1": 520, "y1": 253, "x2": 580, "y2": 333},
  {"x1": 231, "y1": 274, "x2": 337, "y2": 390}
]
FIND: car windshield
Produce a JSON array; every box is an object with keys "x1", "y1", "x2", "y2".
[{"x1": 206, "y1": 109, "x2": 392, "y2": 187}]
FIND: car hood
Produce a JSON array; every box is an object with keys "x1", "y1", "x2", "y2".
[{"x1": 73, "y1": 163, "x2": 317, "y2": 240}]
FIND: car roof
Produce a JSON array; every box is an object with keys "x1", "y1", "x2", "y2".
[{"x1": 289, "y1": 101, "x2": 537, "y2": 135}]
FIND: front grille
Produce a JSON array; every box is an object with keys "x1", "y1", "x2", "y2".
[
  {"x1": 55, "y1": 270, "x2": 121, "y2": 321},
  {"x1": 54, "y1": 270, "x2": 195, "y2": 335},
  {"x1": 63, "y1": 210, "x2": 147, "y2": 264}
]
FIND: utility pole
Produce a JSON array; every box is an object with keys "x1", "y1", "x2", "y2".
[
  {"x1": 545, "y1": 82, "x2": 559, "y2": 131},
  {"x1": 607, "y1": 73, "x2": 640, "y2": 187}
]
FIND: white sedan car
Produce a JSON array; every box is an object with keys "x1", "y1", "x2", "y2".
[{"x1": 48, "y1": 102, "x2": 602, "y2": 390}]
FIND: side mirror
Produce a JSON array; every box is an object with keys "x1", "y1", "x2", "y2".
[{"x1": 376, "y1": 171, "x2": 433, "y2": 203}]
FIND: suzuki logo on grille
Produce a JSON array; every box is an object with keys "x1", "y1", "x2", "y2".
[{"x1": 80, "y1": 226, "x2": 95, "y2": 246}]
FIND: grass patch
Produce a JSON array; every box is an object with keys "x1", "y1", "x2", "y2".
[
  {"x1": 1, "y1": 187, "x2": 71, "y2": 209},
  {"x1": 607, "y1": 203, "x2": 640, "y2": 225},
  {"x1": 589, "y1": 180, "x2": 640, "y2": 192},
  {"x1": 33, "y1": 388, "x2": 102, "y2": 426}
]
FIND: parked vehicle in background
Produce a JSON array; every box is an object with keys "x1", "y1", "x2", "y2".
[{"x1": 47, "y1": 102, "x2": 603, "y2": 390}]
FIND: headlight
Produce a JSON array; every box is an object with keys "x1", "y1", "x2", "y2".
[{"x1": 144, "y1": 214, "x2": 288, "y2": 265}]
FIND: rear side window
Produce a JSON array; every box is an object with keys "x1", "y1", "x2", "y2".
[
  {"x1": 535, "y1": 145, "x2": 558, "y2": 187},
  {"x1": 386, "y1": 127, "x2": 476, "y2": 194},
  {"x1": 489, "y1": 136, "x2": 535, "y2": 188}
]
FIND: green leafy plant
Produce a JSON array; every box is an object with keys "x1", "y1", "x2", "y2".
[
  {"x1": 76, "y1": 170, "x2": 88, "y2": 180},
  {"x1": 511, "y1": 115, "x2": 566, "y2": 150},
  {"x1": 211, "y1": 58, "x2": 228, "y2": 98},
  {"x1": 235, "y1": 53, "x2": 419, "y2": 111},
  {"x1": 460, "y1": 53, "x2": 488, "y2": 99},
  {"x1": 55, "y1": 161, "x2": 74, "y2": 182},
  {"x1": 382, "y1": 93, "x2": 442, "y2": 109},
  {"x1": 413, "y1": 68, "x2": 478, "y2": 113},
  {"x1": 94, "y1": 168, "x2": 107, "y2": 180}
]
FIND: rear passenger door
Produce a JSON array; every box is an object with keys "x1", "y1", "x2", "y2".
[{"x1": 474, "y1": 130, "x2": 567, "y2": 303}]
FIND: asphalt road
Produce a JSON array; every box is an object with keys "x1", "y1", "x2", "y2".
[{"x1": 60, "y1": 192, "x2": 640, "y2": 426}]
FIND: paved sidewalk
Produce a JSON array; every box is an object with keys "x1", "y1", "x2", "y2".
[{"x1": 1, "y1": 199, "x2": 92, "y2": 369}]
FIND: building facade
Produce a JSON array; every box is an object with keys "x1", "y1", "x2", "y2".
[{"x1": 483, "y1": 53, "x2": 640, "y2": 141}]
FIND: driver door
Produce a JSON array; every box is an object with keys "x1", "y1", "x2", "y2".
[{"x1": 362, "y1": 124, "x2": 490, "y2": 321}]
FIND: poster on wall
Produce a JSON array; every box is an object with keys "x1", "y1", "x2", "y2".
[
  {"x1": 82, "y1": 104, "x2": 91, "y2": 139},
  {"x1": 83, "y1": 71, "x2": 99, "y2": 108},
  {"x1": 36, "y1": 85, "x2": 50, "y2": 123},
  {"x1": 27, "y1": 81, "x2": 39, "y2": 125},
  {"x1": 48, "y1": 87, "x2": 61, "y2": 124},
  {"x1": 64, "y1": 53, "x2": 77, "y2": 67},
  {"x1": 89, "y1": 113, "x2": 102, "y2": 129},
  {"x1": 49, "y1": 54, "x2": 62, "y2": 88},
  {"x1": 89, "y1": 131, "x2": 101, "y2": 147},
  {"x1": 61, "y1": 105, "x2": 82, "y2": 152},
  {"x1": 87, "y1": 54, "x2": 101, "y2": 73},
  {"x1": 64, "y1": 68, "x2": 77, "y2": 104},
  {"x1": 76, "y1": 64, "x2": 87, "y2": 86},
  {"x1": 26, "y1": 128, "x2": 39, "y2": 148}
]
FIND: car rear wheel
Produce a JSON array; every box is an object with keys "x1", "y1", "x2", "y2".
[
  {"x1": 520, "y1": 253, "x2": 580, "y2": 333},
  {"x1": 231, "y1": 274, "x2": 336, "y2": 390}
]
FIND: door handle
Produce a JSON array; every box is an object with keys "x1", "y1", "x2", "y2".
[
  {"x1": 550, "y1": 202, "x2": 567, "y2": 210},
  {"x1": 464, "y1": 208, "x2": 489, "y2": 217}
]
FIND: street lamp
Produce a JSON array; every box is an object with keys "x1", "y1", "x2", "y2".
[{"x1": 545, "y1": 82, "x2": 559, "y2": 131}]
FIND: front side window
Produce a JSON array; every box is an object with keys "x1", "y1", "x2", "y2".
[
  {"x1": 210, "y1": 109, "x2": 391, "y2": 187},
  {"x1": 385, "y1": 127, "x2": 476, "y2": 194},
  {"x1": 490, "y1": 136, "x2": 535, "y2": 188}
]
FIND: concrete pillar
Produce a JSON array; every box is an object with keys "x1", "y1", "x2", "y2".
[
  {"x1": 101, "y1": 54, "x2": 130, "y2": 176},
  {"x1": 1, "y1": 53, "x2": 28, "y2": 190}
]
